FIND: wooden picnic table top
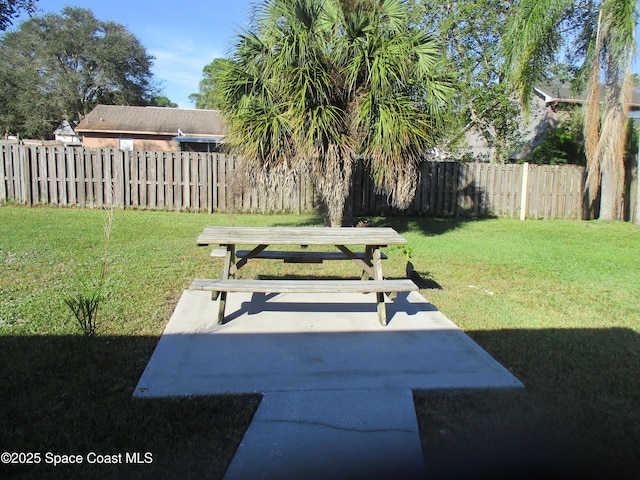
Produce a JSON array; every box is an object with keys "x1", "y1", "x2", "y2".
[{"x1": 196, "y1": 226, "x2": 408, "y2": 246}]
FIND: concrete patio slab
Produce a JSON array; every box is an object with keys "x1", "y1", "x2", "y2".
[
  {"x1": 133, "y1": 289, "x2": 523, "y2": 479},
  {"x1": 133, "y1": 290, "x2": 523, "y2": 397},
  {"x1": 224, "y1": 388, "x2": 426, "y2": 480}
]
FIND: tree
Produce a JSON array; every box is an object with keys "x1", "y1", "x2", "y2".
[
  {"x1": 413, "y1": 0, "x2": 525, "y2": 162},
  {"x1": 503, "y1": 0, "x2": 638, "y2": 220},
  {"x1": 190, "y1": 58, "x2": 231, "y2": 109},
  {"x1": 150, "y1": 96, "x2": 178, "y2": 108},
  {"x1": 0, "y1": 0, "x2": 36, "y2": 31},
  {"x1": 214, "y1": 0, "x2": 453, "y2": 226},
  {"x1": 0, "y1": 7, "x2": 157, "y2": 139},
  {"x1": 529, "y1": 110, "x2": 586, "y2": 165}
]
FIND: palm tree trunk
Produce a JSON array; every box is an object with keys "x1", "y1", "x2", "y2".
[
  {"x1": 583, "y1": 2, "x2": 634, "y2": 221},
  {"x1": 596, "y1": 105, "x2": 627, "y2": 221},
  {"x1": 596, "y1": 48, "x2": 631, "y2": 220}
]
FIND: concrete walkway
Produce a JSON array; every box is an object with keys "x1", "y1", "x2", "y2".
[{"x1": 134, "y1": 290, "x2": 523, "y2": 478}]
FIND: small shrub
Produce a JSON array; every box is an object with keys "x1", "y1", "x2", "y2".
[
  {"x1": 65, "y1": 194, "x2": 115, "y2": 336},
  {"x1": 64, "y1": 277, "x2": 105, "y2": 336}
]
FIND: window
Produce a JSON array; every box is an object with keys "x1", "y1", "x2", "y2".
[{"x1": 119, "y1": 138, "x2": 134, "y2": 151}]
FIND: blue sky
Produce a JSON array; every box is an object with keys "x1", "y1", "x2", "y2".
[
  {"x1": 10, "y1": 1, "x2": 640, "y2": 109},
  {"x1": 21, "y1": 1, "x2": 254, "y2": 108}
]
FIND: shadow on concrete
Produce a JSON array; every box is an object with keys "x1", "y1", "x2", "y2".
[{"x1": 222, "y1": 291, "x2": 438, "y2": 323}]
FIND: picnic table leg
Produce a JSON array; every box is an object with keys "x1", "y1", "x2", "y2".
[
  {"x1": 372, "y1": 247, "x2": 383, "y2": 281},
  {"x1": 215, "y1": 245, "x2": 235, "y2": 321},
  {"x1": 372, "y1": 247, "x2": 389, "y2": 326},
  {"x1": 212, "y1": 244, "x2": 235, "y2": 301},
  {"x1": 377, "y1": 294, "x2": 387, "y2": 326},
  {"x1": 222, "y1": 245, "x2": 236, "y2": 279},
  {"x1": 361, "y1": 245, "x2": 373, "y2": 280},
  {"x1": 217, "y1": 291, "x2": 227, "y2": 324}
]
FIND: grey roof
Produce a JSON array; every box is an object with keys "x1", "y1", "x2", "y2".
[
  {"x1": 75, "y1": 105, "x2": 227, "y2": 137},
  {"x1": 535, "y1": 83, "x2": 640, "y2": 109}
]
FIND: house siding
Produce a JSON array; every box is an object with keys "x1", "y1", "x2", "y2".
[{"x1": 81, "y1": 133, "x2": 179, "y2": 151}]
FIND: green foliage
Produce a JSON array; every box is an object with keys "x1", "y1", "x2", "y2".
[
  {"x1": 214, "y1": 0, "x2": 454, "y2": 225},
  {"x1": 0, "y1": 0, "x2": 36, "y2": 31},
  {"x1": 150, "y1": 96, "x2": 178, "y2": 108},
  {"x1": 190, "y1": 58, "x2": 232, "y2": 109},
  {"x1": 0, "y1": 7, "x2": 157, "y2": 138},
  {"x1": 530, "y1": 115, "x2": 586, "y2": 165},
  {"x1": 502, "y1": 0, "x2": 638, "y2": 220},
  {"x1": 63, "y1": 276, "x2": 105, "y2": 337},
  {"x1": 413, "y1": 0, "x2": 525, "y2": 161},
  {"x1": 627, "y1": 117, "x2": 639, "y2": 156}
]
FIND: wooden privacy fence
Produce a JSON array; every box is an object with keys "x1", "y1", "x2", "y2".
[
  {"x1": 0, "y1": 144, "x2": 314, "y2": 214},
  {"x1": 348, "y1": 161, "x2": 586, "y2": 219},
  {"x1": 1, "y1": 143, "x2": 594, "y2": 219}
]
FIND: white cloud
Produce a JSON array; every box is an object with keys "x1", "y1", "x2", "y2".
[{"x1": 142, "y1": 30, "x2": 225, "y2": 107}]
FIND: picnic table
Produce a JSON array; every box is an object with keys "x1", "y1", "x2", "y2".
[{"x1": 190, "y1": 226, "x2": 417, "y2": 326}]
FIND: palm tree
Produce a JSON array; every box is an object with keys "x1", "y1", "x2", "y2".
[
  {"x1": 214, "y1": 0, "x2": 452, "y2": 226},
  {"x1": 503, "y1": 0, "x2": 637, "y2": 220}
]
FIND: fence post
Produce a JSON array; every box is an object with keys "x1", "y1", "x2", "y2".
[
  {"x1": 634, "y1": 144, "x2": 639, "y2": 225},
  {"x1": 519, "y1": 162, "x2": 529, "y2": 220}
]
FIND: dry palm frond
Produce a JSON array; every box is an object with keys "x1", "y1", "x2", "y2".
[
  {"x1": 583, "y1": 53, "x2": 602, "y2": 218},
  {"x1": 310, "y1": 143, "x2": 356, "y2": 226}
]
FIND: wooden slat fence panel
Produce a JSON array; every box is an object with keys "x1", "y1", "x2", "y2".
[{"x1": 0, "y1": 144, "x2": 621, "y2": 220}]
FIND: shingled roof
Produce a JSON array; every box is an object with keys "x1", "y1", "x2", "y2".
[{"x1": 75, "y1": 105, "x2": 226, "y2": 137}]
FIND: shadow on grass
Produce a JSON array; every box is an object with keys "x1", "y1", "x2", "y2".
[
  {"x1": 370, "y1": 215, "x2": 491, "y2": 238},
  {"x1": 270, "y1": 214, "x2": 327, "y2": 227},
  {"x1": 414, "y1": 327, "x2": 640, "y2": 480},
  {"x1": 0, "y1": 335, "x2": 260, "y2": 480}
]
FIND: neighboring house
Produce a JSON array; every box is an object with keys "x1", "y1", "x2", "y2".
[
  {"x1": 459, "y1": 91, "x2": 551, "y2": 162},
  {"x1": 534, "y1": 83, "x2": 640, "y2": 114},
  {"x1": 53, "y1": 120, "x2": 81, "y2": 145},
  {"x1": 74, "y1": 105, "x2": 226, "y2": 152},
  {"x1": 459, "y1": 83, "x2": 640, "y2": 162}
]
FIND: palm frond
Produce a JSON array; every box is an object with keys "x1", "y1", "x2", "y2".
[
  {"x1": 600, "y1": 0, "x2": 638, "y2": 78},
  {"x1": 502, "y1": 0, "x2": 570, "y2": 110},
  {"x1": 218, "y1": 0, "x2": 453, "y2": 224}
]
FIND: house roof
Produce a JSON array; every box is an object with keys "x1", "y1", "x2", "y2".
[
  {"x1": 75, "y1": 105, "x2": 226, "y2": 138},
  {"x1": 535, "y1": 83, "x2": 640, "y2": 110}
]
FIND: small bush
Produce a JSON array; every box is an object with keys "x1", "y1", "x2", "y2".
[
  {"x1": 64, "y1": 276, "x2": 105, "y2": 336},
  {"x1": 64, "y1": 195, "x2": 115, "y2": 336}
]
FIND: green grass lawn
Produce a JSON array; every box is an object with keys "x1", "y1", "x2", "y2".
[{"x1": 0, "y1": 206, "x2": 638, "y2": 478}]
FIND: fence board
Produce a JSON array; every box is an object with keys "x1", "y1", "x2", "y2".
[
  {"x1": 0, "y1": 145, "x2": 7, "y2": 203},
  {"x1": 2, "y1": 146, "x2": 13, "y2": 202}
]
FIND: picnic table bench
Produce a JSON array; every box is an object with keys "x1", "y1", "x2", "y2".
[
  {"x1": 210, "y1": 248, "x2": 387, "y2": 263},
  {"x1": 192, "y1": 226, "x2": 417, "y2": 326}
]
